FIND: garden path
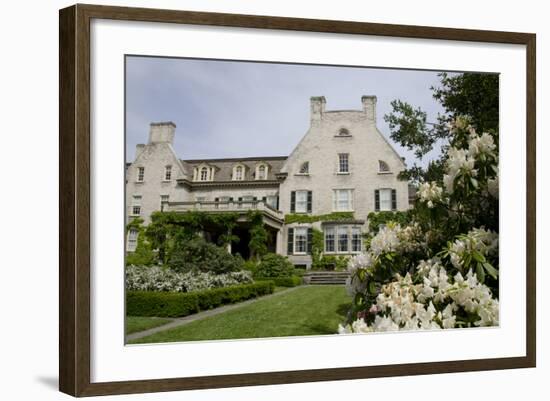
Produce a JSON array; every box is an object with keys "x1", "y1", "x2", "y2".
[{"x1": 125, "y1": 286, "x2": 302, "y2": 342}]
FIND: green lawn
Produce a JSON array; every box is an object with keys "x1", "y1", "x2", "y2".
[
  {"x1": 129, "y1": 285, "x2": 351, "y2": 343},
  {"x1": 125, "y1": 316, "x2": 173, "y2": 335}
]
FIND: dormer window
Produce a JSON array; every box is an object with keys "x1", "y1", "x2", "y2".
[
  {"x1": 337, "y1": 128, "x2": 351, "y2": 136},
  {"x1": 200, "y1": 167, "x2": 208, "y2": 181},
  {"x1": 299, "y1": 161, "x2": 309, "y2": 175},
  {"x1": 232, "y1": 164, "x2": 245, "y2": 181},
  {"x1": 255, "y1": 163, "x2": 269, "y2": 180},
  {"x1": 193, "y1": 163, "x2": 216, "y2": 182},
  {"x1": 378, "y1": 160, "x2": 391, "y2": 173}
]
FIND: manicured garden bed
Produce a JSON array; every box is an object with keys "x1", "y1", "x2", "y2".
[{"x1": 129, "y1": 285, "x2": 351, "y2": 343}]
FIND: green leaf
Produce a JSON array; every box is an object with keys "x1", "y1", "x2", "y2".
[
  {"x1": 470, "y1": 177, "x2": 479, "y2": 189},
  {"x1": 476, "y1": 263, "x2": 486, "y2": 283},
  {"x1": 385, "y1": 253, "x2": 394, "y2": 261},
  {"x1": 368, "y1": 281, "x2": 377, "y2": 295},
  {"x1": 483, "y1": 262, "x2": 499, "y2": 280},
  {"x1": 472, "y1": 250, "x2": 486, "y2": 263}
]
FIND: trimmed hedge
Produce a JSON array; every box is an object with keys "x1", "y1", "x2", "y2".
[
  {"x1": 255, "y1": 275, "x2": 302, "y2": 287},
  {"x1": 127, "y1": 281, "x2": 275, "y2": 318}
]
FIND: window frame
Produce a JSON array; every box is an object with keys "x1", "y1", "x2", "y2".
[
  {"x1": 379, "y1": 188, "x2": 393, "y2": 211},
  {"x1": 337, "y1": 153, "x2": 350, "y2": 174},
  {"x1": 295, "y1": 190, "x2": 309, "y2": 213},
  {"x1": 333, "y1": 189, "x2": 354, "y2": 212},
  {"x1": 378, "y1": 160, "x2": 391, "y2": 173},
  {"x1": 126, "y1": 229, "x2": 139, "y2": 252},
  {"x1": 293, "y1": 227, "x2": 308, "y2": 255},
  {"x1": 136, "y1": 166, "x2": 145, "y2": 182},
  {"x1": 164, "y1": 165, "x2": 172, "y2": 181}
]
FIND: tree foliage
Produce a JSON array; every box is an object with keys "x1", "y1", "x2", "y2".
[{"x1": 384, "y1": 72, "x2": 499, "y2": 184}]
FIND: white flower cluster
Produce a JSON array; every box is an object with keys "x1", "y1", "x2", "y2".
[
  {"x1": 448, "y1": 227, "x2": 498, "y2": 270},
  {"x1": 468, "y1": 132, "x2": 496, "y2": 157},
  {"x1": 339, "y1": 259, "x2": 499, "y2": 334},
  {"x1": 418, "y1": 181, "x2": 444, "y2": 208},
  {"x1": 370, "y1": 224, "x2": 401, "y2": 256},
  {"x1": 125, "y1": 265, "x2": 253, "y2": 293},
  {"x1": 443, "y1": 147, "x2": 476, "y2": 194}
]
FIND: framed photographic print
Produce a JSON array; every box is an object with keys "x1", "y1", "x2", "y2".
[{"x1": 59, "y1": 4, "x2": 536, "y2": 397}]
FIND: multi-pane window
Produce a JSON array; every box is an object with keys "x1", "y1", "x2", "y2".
[
  {"x1": 217, "y1": 196, "x2": 231, "y2": 209},
  {"x1": 324, "y1": 226, "x2": 335, "y2": 252},
  {"x1": 294, "y1": 227, "x2": 307, "y2": 254},
  {"x1": 137, "y1": 167, "x2": 145, "y2": 182},
  {"x1": 333, "y1": 189, "x2": 353, "y2": 211},
  {"x1": 200, "y1": 167, "x2": 208, "y2": 181},
  {"x1": 379, "y1": 188, "x2": 393, "y2": 211},
  {"x1": 299, "y1": 161, "x2": 309, "y2": 174},
  {"x1": 234, "y1": 165, "x2": 243, "y2": 180},
  {"x1": 127, "y1": 229, "x2": 138, "y2": 252},
  {"x1": 131, "y1": 195, "x2": 142, "y2": 216},
  {"x1": 160, "y1": 195, "x2": 169, "y2": 211},
  {"x1": 351, "y1": 227, "x2": 362, "y2": 252},
  {"x1": 257, "y1": 165, "x2": 267, "y2": 180},
  {"x1": 337, "y1": 226, "x2": 349, "y2": 253},
  {"x1": 338, "y1": 153, "x2": 349, "y2": 173},
  {"x1": 324, "y1": 225, "x2": 362, "y2": 253},
  {"x1": 295, "y1": 190, "x2": 308, "y2": 213},
  {"x1": 164, "y1": 165, "x2": 172, "y2": 181}
]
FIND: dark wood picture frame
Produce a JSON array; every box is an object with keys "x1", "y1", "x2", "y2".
[{"x1": 59, "y1": 3, "x2": 536, "y2": 397}]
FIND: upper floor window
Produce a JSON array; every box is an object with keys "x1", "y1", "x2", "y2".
[
  {"x1": 233, "y1": 165, "x2": 244, "y2": 181},
  {"x1": 333, "y1": 189, "x2": 353, "y2": 211},
  {"x1": 338, "y1": 153, "x2": 349, "y2": 173},
  {"x1": 299, "y1": 161, "x2": 309, "y2": 174},
  {"x1": 256, "y1": 163, "x2": 268, "y2": 180},
  {"x1": 160, "y1": 194, "x2": 169, "y2": 211},
  {"x1": 378, "y1": 160, "x2": 390, "y2": 173},
  {"x1": 291, "y1": 190, "x2": 312, "y2": 213},
  {"x1": 164, "y1": 165, "x2": 172, "y2": 181},
  {"x1": 338, "y1": 128, "x2": 351, "y2": 136},
  {"x1": 200, "y1": 167, "x2": 208, "y2": 181},
  {"x1": 137, "y1": 167, "x2": 145, "y2": 182},
  {"x1": 375, "y1": 188, "x2": 397, "y2": 211},
  {"x1": 131, "y1": 195, "x2": 142, "y2": 216}
]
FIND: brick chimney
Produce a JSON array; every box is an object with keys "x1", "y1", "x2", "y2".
[
  {"x1": 310, "y1": 96, "x2": 326, "y2": 123},
  {"x1": 361, "y1": 95, "x2": 377, "y2": 122}
]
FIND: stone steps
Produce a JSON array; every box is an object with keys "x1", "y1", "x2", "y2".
[{"x1": 303, "y1": 271, "x2": 350, "y2": 285}]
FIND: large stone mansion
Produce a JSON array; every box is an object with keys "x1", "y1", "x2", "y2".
[{"x1": 126, "y1": 96, "x2": 411, "y2": 268}]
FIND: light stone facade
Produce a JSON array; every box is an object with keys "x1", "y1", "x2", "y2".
[{"x1": 126, "y1": 96, "x2": 410, "y2": 268}]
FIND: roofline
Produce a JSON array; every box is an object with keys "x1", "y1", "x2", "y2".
[{"x1": 182, "y1": 156, "x2": 288, "y2": 163}]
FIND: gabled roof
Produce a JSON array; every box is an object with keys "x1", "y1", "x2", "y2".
[{"x1": 181, "y1": 156, "x2": 287, "y2": 182}]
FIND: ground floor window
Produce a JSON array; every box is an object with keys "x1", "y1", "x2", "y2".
[
  {"x1": 294, "y1": 227, "x2": 308, "y2": 254},
  {"x1": 127, "y1": 229, "x2": 138, "y2": 252},
  {"x1": 324, "y1": 225, "x2": 362, "y2": 254}
]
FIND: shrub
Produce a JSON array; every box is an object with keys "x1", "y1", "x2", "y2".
[
  {"x1": 254, "y1": 253, "x2": 294, "y2": 278},
  {"x1": 169, "y1": 237, "x2": 244, "y2": 274},
  {"x1": 242, "y1": 260, "x2": 259, "y2": 275},
  {"x1": 125, "y1": 265, "x2": 253, "y2": 293},
  {"x1": 312, "y1": 255, "x2": 349, "y2": 271},
  {"x1": 126, "y1": 281, "x2": 275, "y2": 317},
  {"x1": 255, "y1": 275, "x2": 302, "y2": 287}
]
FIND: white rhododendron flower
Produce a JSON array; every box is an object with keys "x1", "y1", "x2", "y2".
[{"x1": 418, "y1": 182, "x2": 443, "y2": 207}]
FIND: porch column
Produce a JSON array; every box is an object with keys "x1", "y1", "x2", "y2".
[
  {"x1": 226, "y1": 229, "x2": 232, "y2": 253},
  {"x1": 275, "y1": 229, "x2": 283, "y2": 255}
]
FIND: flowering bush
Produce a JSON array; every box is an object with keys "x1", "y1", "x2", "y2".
[
  {"x1": 340, "y1": 117, "x2": 499, "y2": 334},
  {"x1": 126, "y1": 265, "x2": 253, "y2": 293}
]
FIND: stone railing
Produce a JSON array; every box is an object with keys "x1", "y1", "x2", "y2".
[{"x1": 166, "y1": 200, "x2": 284, "y2": 220}]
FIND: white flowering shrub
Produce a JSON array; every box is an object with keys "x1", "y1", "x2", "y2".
[
  {"x1": 341, "y1": 117, "x2": 499, "y2": 334},
  {"x1": 126, "y1": 265, "x2": 253, "y2": 293}
]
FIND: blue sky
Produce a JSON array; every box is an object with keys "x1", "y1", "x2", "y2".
[{"x1": 125, "y1": 56, "x2": 447, "y2": 166}]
